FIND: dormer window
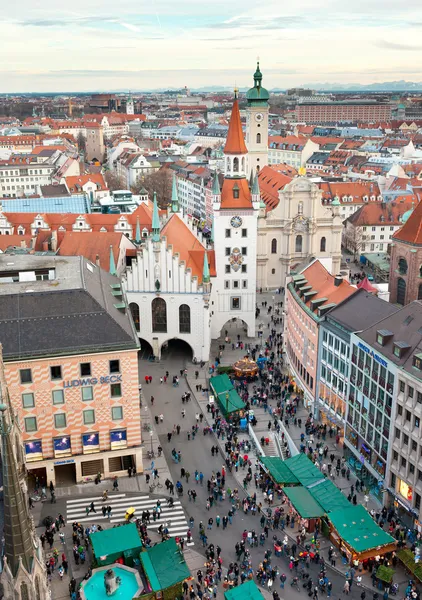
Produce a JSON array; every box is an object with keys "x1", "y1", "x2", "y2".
[
  {"x1": 233, "y1": 184, "x2": 240, "y2": 199},
  {"x1": 377, "y1": 329, "x2": 393, "y2": 346},
  {"x1": 413, "y1": 354, "x2": 422, "y2": 371},
  {"x1": 393, "y1": 341, "x2": 410, "y2": 358}
]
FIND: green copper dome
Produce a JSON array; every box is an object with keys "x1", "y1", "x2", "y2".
[
  {"x1": 246, "y1": 62, "x2": 269, "y2": 103},
  {"x1": 401, "y1": 207, "x2": 414, "y2": 224}
]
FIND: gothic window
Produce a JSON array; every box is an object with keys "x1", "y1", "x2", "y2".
[
  {"x1": 398, "y1": 257, "x2": 408, "y2": 275},
  {"x1": 256, "y1": 133, "x2": 261, "y2": 144},
  {"x1": 20, "y1": 583, "x2": 29, "y2": 600},
  {"x1": 129, "y1": 302, "x2": 140, "y2": 332},
  {"x1": 295, "y1": 235, "x2": 303, "y2": 253},
  {"x1": 151, "y1": 297, "x2": 167, "y2": 333},
  {"x1": 397, "y1": 277, "x2": 406, "y2": 306},
  {"x1": 233, "y1": 157, "x2": 239, "y2": 173},
  {"x1": 271, "y1": 238, "x2": 277, "y2": 254},
  {"x1": 418, "y1": 284, "x2": 422, "y2": 300},
  {"x1": 179, "y1": 304, "x2": 191, "y2": 334},
  {"x1": 320, "y1": 237, "x2": 326, "y2": 252}
]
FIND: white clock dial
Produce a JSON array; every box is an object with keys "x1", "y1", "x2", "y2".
[
  {"x1": 255, "y1": 113, "x2": 264, "y2": 122},
  {"x1": 230, "y1": 216, "x2": 243, "y2": 228}
]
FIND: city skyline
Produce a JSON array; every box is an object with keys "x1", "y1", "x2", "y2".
[{"x1": 1, "y1": 0, "x2": 422, "y2": 92}]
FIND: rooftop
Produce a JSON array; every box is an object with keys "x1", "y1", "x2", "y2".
[{"x1": 325, "y1": 288, "x2": 398, "y2": 332}]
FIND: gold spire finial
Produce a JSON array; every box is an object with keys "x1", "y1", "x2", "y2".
[
  {"x1": 234, "y1": 86, "x2": 239, "y2": 99},
  {"x1": 298, "y1": 166, "x2": 307, "y2": 177}
]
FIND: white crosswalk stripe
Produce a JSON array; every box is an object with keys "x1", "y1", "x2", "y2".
[{"x1": 65, "y1": 494, "x2": 194, "y2": 546}]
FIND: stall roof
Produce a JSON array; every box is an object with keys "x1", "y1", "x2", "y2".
[
  {"x1": 224, "y1": 580, "x2": 264, "y2": 600},
  {"x1": 139, "y1": 538, "x2": 190, "y2": 592},
  {"x1": 90, "y1": 523, "x2": 141, "y2": 559},
  {"x1": 209, "y1": 374, "x2": 245, "y2": 414},
  {"x1": 284, "y1": 454, "x2": 324, "y2": 487},
  {"x1": 259, "y1": 456, "x2": 299, "y2": 484},
  {"x1": 328, "y1": 505, "x2": 396, "y2": 554},
  {"x1": 308, "y1": 478, "x2": 351, "y2": 513},
  {"x1": 283, "y1": 486, "x2": 326, "y2": 518}
]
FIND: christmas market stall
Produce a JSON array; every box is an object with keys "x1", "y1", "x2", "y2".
[
  {"x1": 209, "y1": 374, "x2": 245, "y2": 418},
  {"x1": 283, "y1": 486, "x2": 325, "y2": 533},
  {"x1": 224, "y1": 579, "x2": 264, "y2": 600},
  {"x1": 327, "y1": 505, "x2": 397, "y2": 563}
]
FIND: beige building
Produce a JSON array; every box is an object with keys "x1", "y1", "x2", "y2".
[
  {"x1": 257, "y1": 168, "x2": 343, "y2": 290},
  {"x1": 85, "y1": 122, "x2": 105, "y2": 162}
]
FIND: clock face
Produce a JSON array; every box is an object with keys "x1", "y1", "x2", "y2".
[
  {"x1": 230, "y1": 216, "x2": 242, "y2": 228},
  {"x1": 255, "y1": 113, "x2": 264, "y2": 123}
]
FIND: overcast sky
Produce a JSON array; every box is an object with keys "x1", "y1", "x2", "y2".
[{"x1": 1, "y1": 0, "x2": 422, "y2": 92}]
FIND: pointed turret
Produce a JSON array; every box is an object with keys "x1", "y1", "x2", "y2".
[
  {"x1": 203, "y1": 252, "x2": 210, "y2": 284},
  {"x1": 135, "y1": 217, "x2": 141, "y2": 243},
  {"x1": 252, "y1": 173, "x2": 260, "y2": 198},
  {"x1": 224, "y1": 91, "x2": 248, "y2": 157},
  {"x1": 171, "y1": 174, "x2": 180, "y2": 213},
  {"x1": 0, "y1": 402, "x2": 33, "y2": 576},
  {"x1": 151, "y1": 191, "x2": 160, "y2": 242},
  {"x1": 109, "y1": 245, "x2": 117, "y2": 276},
  {"x1": 212, "y1": 172, "x2": 220, "y2": 195}
]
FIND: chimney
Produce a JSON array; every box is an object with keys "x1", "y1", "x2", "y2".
[
  {"x1": 50, "y1": 230, "x2": 58, "y2": 252},
  {"x1": 334, "y1": 275, "x2": 343, "y2": 287}
]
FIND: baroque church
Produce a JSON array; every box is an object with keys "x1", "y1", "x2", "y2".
[{"x1": 123, "y1": 64, "x2": 343, "y2": 361}]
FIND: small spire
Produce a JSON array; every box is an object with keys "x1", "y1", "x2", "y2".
[
  {"x1": 203, "y1": 252, "x2": 210, "y2": 283},
  {"x1": 109, "y1": 245, "x2": 117, "y2": 275},
  {"x1": 249, "y1": 170, "x2": 254, "y2": 188},
  {"x1": 152, "y1": 191, "x2": 160, "y2": 242},
  {"x1": 135, "y1": 217, "x2": 141, "y2": 243},
  {"x1": 171, "y1": 173, "x2": 179, "y2": 213},
  {"x1": 252, "y1": 173, "x2": 260, "y2": 196},
  {"x1": 212, "y1": 172, "x2": 220, "y2": 195}
]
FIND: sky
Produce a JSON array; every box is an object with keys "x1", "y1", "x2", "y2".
[{"x1": 1, "y1": 0, "x2": 422, "y2": 92}]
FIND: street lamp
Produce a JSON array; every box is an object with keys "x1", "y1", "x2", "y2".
[{"x1": 150, "y1": 430, "x2": 153, "y2": 455}]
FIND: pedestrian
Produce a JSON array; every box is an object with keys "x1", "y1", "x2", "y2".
[
  {"x1": 344, "y1": 581, "x2": 350, "y2": 595},
  {"x1": 89, "y1": 501, "x2": 96, "y2": 513}
]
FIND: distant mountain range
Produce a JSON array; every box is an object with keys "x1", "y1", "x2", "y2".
[{"x1": 300, "y1": 80, "x2": 422, "y2": 92}]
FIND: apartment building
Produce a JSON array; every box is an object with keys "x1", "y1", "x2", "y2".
[{"x1": 296, "y1": 101, "x2": 392, "y2": 124}]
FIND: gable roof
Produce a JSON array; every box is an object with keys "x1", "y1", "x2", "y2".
[
  {"x1": 392, "y1": 197, "x2": 422, "y2": 245},
  {"x1": 220, "y1": 177, "x2": 252, "y2": 210},
  {"x1": 161, "y1": 214, "x2": 216, "y2": 282},
  {"x1": 258, "y1": 165, "x2": 292, "y2": 211},
  {"x1": 57, "y1": 231, "x2": 133, "y2": 271},
  {"x1": 65, "y1": 173, "x2": 108, "y2": 193}
]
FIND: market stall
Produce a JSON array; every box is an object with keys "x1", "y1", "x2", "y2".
[
  {"x1": 90, "y1": 523, "x2": 143, "y2": 567},
  {"x1": 209, "y1": 374, "x2": 245, "y2": 417},
  {"x1": 224, "y1": 579, "x2": 264, "y2": 600},
  {"x1": 327, "y1": 505, "x2": 397, "y2": 563},
  {"x1": 283, "y1": 486, "x2": 325, "y2": 533}
]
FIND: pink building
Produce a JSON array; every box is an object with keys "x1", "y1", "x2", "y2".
[
  {"x1": 0, "y1": 254, "x2": 142, "y2": 486},
  {"x1": 285, "y1": 260, "x2": 356, "y2": 411}
]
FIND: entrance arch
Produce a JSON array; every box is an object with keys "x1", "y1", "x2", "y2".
[
  {"x1": 219, "y1": 317, "x2": 249, "y2": 340},
  {"x1": 160, "y1": 338, "x2": 193, "y2": 361},
  {"x1": 138, "y1": 338, "x2": 154, "y2": 360}
]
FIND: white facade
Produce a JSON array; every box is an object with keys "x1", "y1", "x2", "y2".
[
  {"x1": 123, "y1": 234, "x2": 211, "y2": 361},
  {"x1": 257, "y1": 177, "x2": 343, "y2": 290},
  {"x1": 268, "y1": 139, "x2": 319, "y2": 169},
  {"x1": 0, "y1": 163, "x2": 54, "y2": 197},
  {"x1": 246, "y1": 105, "x2": 269, "y2": 174},
  {"x1": 343, "y1": 220, "x2": 400, "y2": 255}
]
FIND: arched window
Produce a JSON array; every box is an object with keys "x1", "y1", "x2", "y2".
[
  {"x1": 129, "y1": 302, "x2": 140, "y2": 332},
  {"x1": 20, "y1": 583, "x2": 29, "y2": 600},
  {"x1": 295, "y1": 235, "x2": 303, "y2": 253},
  {"x1": 320, "y1": 237, "x2": 326, "y2": 252},
  {"x1": 397, "y1": 277, "x2": 406, "y2": 305},
  {"x1": 418, "y1": 284, "x2": 422, "y2": 300},
  {"x1": 241, "y1": 157, "x2": 245, "y2": 172},
  {"x1": 233, "y1": 157, "x2": 239, "y2": 173},
  {"x1": 226, "y1": 157, "x2": 231, "y2": 172},
  {"x1": 271, "y1": 238, "x2": 277, "y2": 254},
  {"x1": 419, "y1": 265, "x2": 422, "y2": 278},
  {"x1": 398, "y1": 257, "x2": 408, "y2": 275},
  {"x1": 151, "y1": 297, "x2": 167, "y2": 333},
  {"x1": 256, "y1": 133, "x2": 261, "y2": 144},
  {"x1": 179, "y1": 304, "x2": 191, "y2": 334}
]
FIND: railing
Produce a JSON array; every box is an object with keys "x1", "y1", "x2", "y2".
[{"x1": 248, "y1": 424, "x2": 265, "y2": 457}]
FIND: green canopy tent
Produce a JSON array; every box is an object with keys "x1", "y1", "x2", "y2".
[
  {"x1": 140, "y1": 538, "x2": 191, "y2": 593},
  {"x1": 90, "y1": 523, "x2": 142, "y2": 566},
  {"x1": 283, "y1": 453, "x2": 324, "y2": 487},
  {"x1": 210, "y1": 374, "x2": 245, "y2": 415},
  {"x1": 307, "y1": 478, "x2": 351, "y2": 513},
  {"x1": 283, "y1": 486, "x2": 326, "y2": 519},
  {"x1": 259, "y1": 456, "x2": 299, "y2": 485},
  {"x1": 225, "y1": 579, "x2": 264, "y2": 600},
  {"x1": 328, "y1": 505, "x2": 396, "y2": 560}
]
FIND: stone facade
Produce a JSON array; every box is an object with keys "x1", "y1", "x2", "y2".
[{"x1": 389, "y1": 240, "x2": 422, "y2": 305}]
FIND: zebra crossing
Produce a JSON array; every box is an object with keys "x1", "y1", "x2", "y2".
[{"x1": 65, "y1": 493, "x2": 194, "y2": 546}]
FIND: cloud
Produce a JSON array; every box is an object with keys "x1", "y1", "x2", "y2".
[
  {"x1": 374, "y1": 40, "x2": 422, "y2": 51},
  {"x1": 18, "y1": 16, "x2": 118, "y2": 27},
  {"x1": 120, "y1": 22, "x2": 141, "y2": 32},
  {"x1": 210, "y1": 15, "x2": 304, "y2": 30}
]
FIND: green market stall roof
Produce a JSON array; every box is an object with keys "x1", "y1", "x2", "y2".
[
  {"x1": 90, "y1": 523, "x2": 142, "y2": 565},
  {"x1": 284, "y1": 454, "x2": 325, "y2": 487},
  {"x1": 259, "y1": 456, "x2": 299, "y2": 484},
  {"x1": 283, "y1": 486, "x2": 326, "y2": 518},
  {"x1": 210, "y1": 374, "x2": 245, "y2": 415},
  {"x1": 307, "y1": 478, "x2": 351, "y2": 513},
  {"x1": 328, "y1": 505, "x2": 396, "y2": 554},
  {"x1": 225, "y1": 579, "x2": 264, "y2": 600},
  {"x1": 140, "y1": 538, "x2": 190, "y2": 592}
]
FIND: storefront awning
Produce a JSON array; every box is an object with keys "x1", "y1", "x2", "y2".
[{"x1": 284, "y1": 486, "x2": 326, "y2": 518}]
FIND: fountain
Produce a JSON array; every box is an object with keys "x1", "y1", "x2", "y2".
[
  {"x1": 104, "y1": 569, "x2": 121, "y2": 596},
  {"x1": 80, "y1": 564, "x2": 143, "y2": 600}
]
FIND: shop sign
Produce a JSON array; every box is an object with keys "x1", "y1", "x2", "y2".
[
  {"x1": 63, "y1": 375, "x2": 122, "y2": 388},
  {"x1": 25, "y1": 440, "x2": 43, "y2": 462},
  {"x1": 54, "y1": 458, "x2": 75, "y2": 465},
  {"x1": 357, "y1": 342, "x2": 388, "y2": 368}
]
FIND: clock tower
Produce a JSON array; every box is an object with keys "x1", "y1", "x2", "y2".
[
  {"x1": 246, "y1": 62, "x2": 269, "y2": 175},
  {"x1": 211, "y1": 91, "x2": 259, "y2": 339}
]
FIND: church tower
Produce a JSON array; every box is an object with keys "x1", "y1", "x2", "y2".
[
  {"x1": 246, "y1": 62, "x2": 269, "y2": 174},
  {"x1": 211, "y1": 91, "x2": 259, "y2": 339},
  {"x1": 0, "y1": 350, "x2": 49, "y2": 600},
  {"x1": 126, "y1": 93, "x2": 134, "y2": 115}
]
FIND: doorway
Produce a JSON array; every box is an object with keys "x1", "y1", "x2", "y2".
[
  {"x1": 54, "y1": 462, "x2": 77, "y2": 486},
  {"x1": 160, "y1": 339, "x2": 193, "y2": 361}
]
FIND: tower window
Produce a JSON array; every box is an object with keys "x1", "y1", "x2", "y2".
[
  {"x1": 256, "y1": 133, "x2": 261, "y2": 144},
  {"x1": 233, "y1": 157, "x2": 239, "y2": 173},
  {"x1": 233, "y1": 186, "x2": 239, "y2": 199}
]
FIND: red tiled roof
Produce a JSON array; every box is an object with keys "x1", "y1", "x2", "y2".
[
  {"x1": 297, "y1": 260, "x2": 357, "y2": 310},
  {"x1": 220, "y1": 178, "x2": 252, "y2": 210},
  {"x1": 65, "y1": 173, "x2": 108, "y2": 193},
  {"x1": 57, "y1": 231, "x2": 130, "y2": 271},
  {"x1": 258, "y1": 166, "x2": 292, "y2": 212},
  {"x1": 346, "y1": 200, "x2": 416, "y2": 227},
  {"x1": 161, "y1": 214, "x2": 216, "y2": 282},
  {"x1": 392, "y1": 198, "x2": 422, "y2": 245}
]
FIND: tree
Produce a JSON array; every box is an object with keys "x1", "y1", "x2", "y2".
[
  {"x1": 136, "y1": 169, "x2": 172, "y2": 208},
  {"x1": 104, "y1": 171, "x2": 125, "y2": 191},
  {"x1": 342, "y1": 222, "x2": 363, "y2": 259},
  {"x1": 76, "y1": 131, "x2": 86, "y2": 154}
]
